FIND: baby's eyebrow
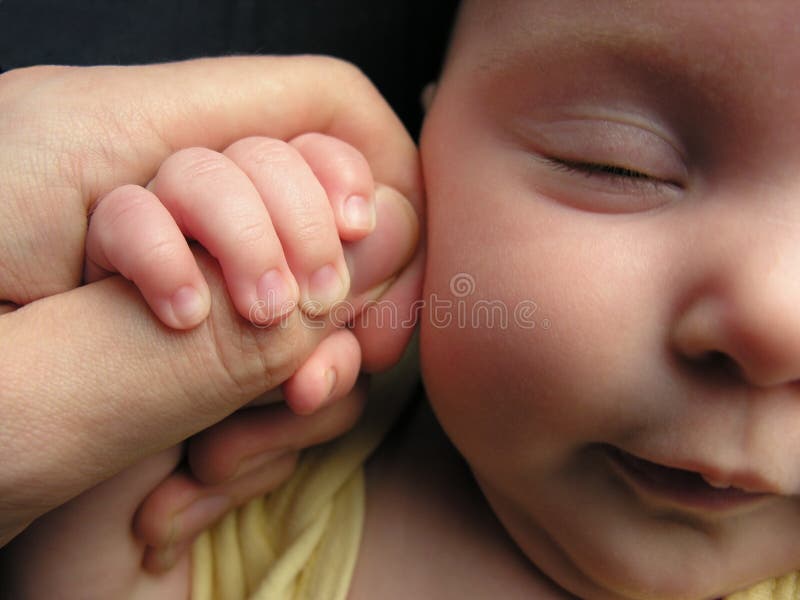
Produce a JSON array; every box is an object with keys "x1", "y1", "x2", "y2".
[
  {"x1": 483, "y1": 23, "x2": 698, "y2": 79},
  {"x1": 476, "y1": 19, "x2": 740, "y2": 115}
]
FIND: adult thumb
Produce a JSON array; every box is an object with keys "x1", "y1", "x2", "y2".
[{"x1": 0, "y1": 248, "x2": 328, "y2": 545}]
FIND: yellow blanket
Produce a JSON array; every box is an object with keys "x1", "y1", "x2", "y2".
[
  {"x1": 191, "y1": 349, "x2": 415, "y2": 600},
  {"x1": 728, "y1": 575, "x2": 800, "y2": 600}
]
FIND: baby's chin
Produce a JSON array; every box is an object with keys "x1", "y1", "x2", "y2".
[{"x1": 474, "y1": 474, "x2": 771, "y2": 600}]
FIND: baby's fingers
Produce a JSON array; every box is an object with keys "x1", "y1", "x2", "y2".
[
  {"x1": 225, "y1": 138, "x2": 351, "y2": 317},
  {"x1": 149, "y1": 148, "x2": 300, "y2": 326},
  {"x1": 85, "y1": 184, "x2": 210, "y2": 329},
  {"x1": 290, "y1": 133, "x2": 376, "y2": 241}
]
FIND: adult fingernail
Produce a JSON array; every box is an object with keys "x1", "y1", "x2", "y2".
[
  {"x1": 300, "y1": 367, "x2": 339, "y2": 414},
  {"x1": 172, "y1": 495, "x2": 229, "y2": 541},
  {"x1": 302, "y1": 264, "x2": 348, "y2": 314},
  {"x1": 345, "y1": 185, "x2": 418, "y2": 296},
  {"x1": 325, "y1": 367, "x2": 337, "y2": 398},
  {"x1": 343, "y1": 195, "x2": 376, "y2": 232},
  {"x1": 152, "y1": 543, "x2": 178, "y2": 571},
  {"x1": 255, "y1": 269, "x2": 296, "y2": 323},
  {"x1": 148, "y1": 539, "x2": 191, "y2": 573},
  {"x1": 170, "y1": 285, "x2": 208, "y2": 327}
]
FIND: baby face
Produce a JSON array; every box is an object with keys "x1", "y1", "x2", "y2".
[{"x1": 419, "y1": 1, "x2": 800, "y2": 598}]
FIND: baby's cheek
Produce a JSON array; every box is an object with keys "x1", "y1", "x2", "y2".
[{"x1": 420, "y1": 290, "x2": 549, "y2": 463}]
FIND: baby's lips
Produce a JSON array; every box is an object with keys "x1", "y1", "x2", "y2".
[{"x1": 343, "y1": 183, "x2": 419, "y2": 306}]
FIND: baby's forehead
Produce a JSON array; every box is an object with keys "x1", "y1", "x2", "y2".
[
  {"x1": 450, "y1": 1, "x2": 793, "y2": 72},
  {"x1": 443, "y1": 0, "x2": 800, "y2": 125}
]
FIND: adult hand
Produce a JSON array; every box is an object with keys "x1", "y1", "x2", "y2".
[{"x1": 0, "y1": 56, "x2": 423, "y2": 547}]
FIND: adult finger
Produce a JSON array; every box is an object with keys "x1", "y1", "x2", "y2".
[
  {"x1": 281, "y1": 328, "x2": 362, "y2": 416},
  {"x1": 0, "y1": 445, "x2": 188, "y2": 596},
  {"x1": 187, "y1": 378, "x2": 369, "y2": 486},
  {"x1": 133, "y1": 379, "x2": 368, "y2": 561},
  {"x1": 0, "y1": 246, "x2": 331, "y2": 547},
  {"x1": 135, "y1": 452, "x2": 299, "y2": 572},
  {"x1": 344, "y1": 184, "x2": 422, "y2": 371}
]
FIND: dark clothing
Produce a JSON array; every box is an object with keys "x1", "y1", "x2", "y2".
[{"x1": 0, "y1": 0, "x2": 458, "y2": 137}]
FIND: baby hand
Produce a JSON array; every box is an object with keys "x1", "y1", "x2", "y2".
[{"x1": 85, "y1": 133, "x2": 376, "y2": 329}]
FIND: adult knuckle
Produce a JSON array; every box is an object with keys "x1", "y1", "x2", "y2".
[
  {"x1": 314, "y1": 55, "x2": 367, "y2": 84},
  {"x1": 0, "y1": 170, "x2": 84, "y2": 301},
  {"x1": 197, "y1": 314, "x2": 273, "y2": 404},
  {"x1": 200, "y1": 292, "x2": 303, "y2": 400},
  {"x1": 0, "y1": 65, "x2": 67, "y2": 99}
]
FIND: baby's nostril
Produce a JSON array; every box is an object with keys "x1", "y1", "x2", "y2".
[
  {"x1": 678, "y1": 349, "x2": 743, "y2": 383},
  {"x1": 699, "y1": 350, "x2": 744, "y2": 379}
]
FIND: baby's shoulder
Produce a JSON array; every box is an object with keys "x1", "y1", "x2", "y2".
[{"x1": 347, "y1": 399, "x2": 574, "y2": 600}]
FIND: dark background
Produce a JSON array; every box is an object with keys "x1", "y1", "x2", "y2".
[{"x1": 0, "y1": 0, "x2": 459, "y2": 138}]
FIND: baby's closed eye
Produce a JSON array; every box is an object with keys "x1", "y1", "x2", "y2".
[{"x1": 512, "y1": 114, "x2": 688, "y2": 213}]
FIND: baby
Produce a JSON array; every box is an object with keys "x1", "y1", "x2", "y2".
[{"x1": 6, "y1": 1, "x2": 800, "y2": 598}]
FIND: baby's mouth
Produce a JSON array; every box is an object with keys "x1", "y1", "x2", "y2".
[{"x1": 604, "y1": 446, "x2": 772, "y2": 513}]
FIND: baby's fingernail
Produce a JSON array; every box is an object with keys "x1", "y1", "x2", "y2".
[
  {"x1": 302, "y1": 264, "x2": 348, "y2": 315},
  {"x1": 255, "y1": 269, "x2": 296, "y2": 323},
  {"x1": 343, "y1": 195, "x2": 376, "y2": 232},
  {"x1": 170, "y1": 285, "x2": 208, "y2": 328},
  {"x1": 172, "y1": 495, "x2": 229, "y2": 542}
]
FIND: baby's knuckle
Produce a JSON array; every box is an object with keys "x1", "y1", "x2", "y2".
[
  {"x1": 330, "y1": 155, "x2": 367, "y2": 189},
  {"x1": 136, "y1": 237, "x2": 181, "y2": 269},
  {"x1": 230, "y1": 137, "x2": 298, "y2": 170},
  {"x1": 96, "y1": 185, "x2": 150, "y2": 229},
  {"x1": 166, "y1": 147, "x2": 229, "y2": 182},
  {"x1": 291, "y1": 217, "x2": 328, "y2": 244},
  {"x1": 234, "y1": 219, "x2": 269, "y2": 247}
]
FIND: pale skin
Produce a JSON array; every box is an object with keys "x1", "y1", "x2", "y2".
[
  {"x1": 0, "y1": 55, "x2": 422, "y2": 563},
  {"x1": 8, "y1": 1, "x2": 800, "y2": 599},
  {"x1": 422, "y1": 1, "x2": 800, "y2": 598},
  {"x1": 3, "y1": 126, "x2": 419, "y2": 596},
  {"x1": 85, "y1": 132, "x2": 386, "y2": 415},
  {"x1": 85, "y1": 130, "x2": 410, "y2": 570}
]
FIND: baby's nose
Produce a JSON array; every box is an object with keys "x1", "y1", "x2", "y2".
[{"x1": 670, "y1": 239, "x2": 800, "y2": 388}]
